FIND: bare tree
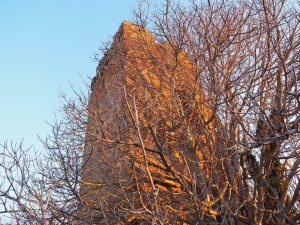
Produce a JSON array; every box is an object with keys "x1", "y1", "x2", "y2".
[
  {"x1": 0, "y1": 0, "x2": 299, "y2": 224},
  {"x1": 0, "y1": 90, "x2": 90, "y2": 224}
]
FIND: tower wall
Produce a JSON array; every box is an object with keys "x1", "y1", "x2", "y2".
[{"x1": 81, "y1": 21, "x2": 219, "y2": 224}]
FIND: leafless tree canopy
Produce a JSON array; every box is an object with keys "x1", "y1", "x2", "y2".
[{"x1": 0, "y1": 0, "x2": 300, "y2": 224}]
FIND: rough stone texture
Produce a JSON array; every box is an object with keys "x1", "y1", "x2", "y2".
[{"x1": 81, "y1": 21, "x2": 220, "y2": 224}]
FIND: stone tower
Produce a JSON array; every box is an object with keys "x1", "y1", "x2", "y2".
[{"x1": 81, "y1": 21, "x2": 219, "y2": 224}]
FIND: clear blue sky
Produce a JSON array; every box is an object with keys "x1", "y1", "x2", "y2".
[{"x1": 0, "y1": 1, "x2": 138, "y2": 150}]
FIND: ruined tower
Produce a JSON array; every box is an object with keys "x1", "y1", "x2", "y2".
[{"x1": 81, "y1": 21, "x2": 220, "y2": 224}]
